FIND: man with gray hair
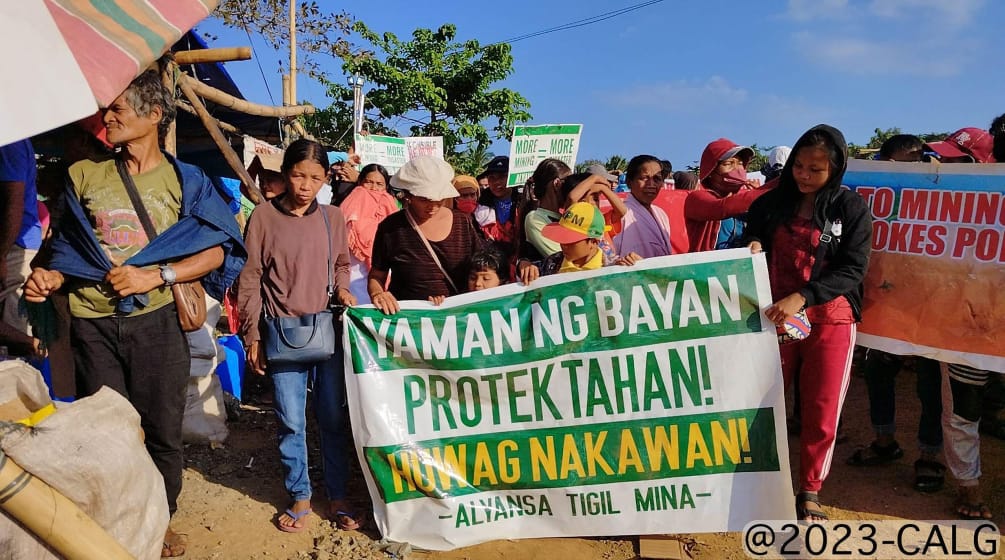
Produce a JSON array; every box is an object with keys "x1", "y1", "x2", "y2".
[{"x1": 24, "y1": 70, "x2": 246, "y2": 557}]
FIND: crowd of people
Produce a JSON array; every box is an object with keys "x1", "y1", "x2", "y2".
[{"x1": 2, "y1": 68, "x2": 1004, "y2": 555}]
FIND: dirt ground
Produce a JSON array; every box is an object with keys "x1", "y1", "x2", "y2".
[{"x1": 173, "y1": 363, "x2": 1005, "y2": 560}]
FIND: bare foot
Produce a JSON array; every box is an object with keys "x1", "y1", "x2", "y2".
[
  {"x1": 957, "y1": 485, "x2": 993, "y2": 520},
  {"x1": 162, "y1": 526, "x2": 187, "y2": 558}
]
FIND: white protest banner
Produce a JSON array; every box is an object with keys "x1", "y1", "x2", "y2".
[
  {"x1": 355, "y1": 133, "x2": 408, "y2": 174},
  {"x1": 507, "y1": 124, "x2": 583, "y2": 187},
  {"x1": 344, "y1": 249, "x2": 794, "y2": 551},
  {"x1": 844, "y1": 160, "x2": 1005, "y2": 371},
  {"x1": 242, "y1": 135, "x2": 282, "y2": 168},
  {"x1": 405, "y1": 136, "x2": 445, "y2": 161}
]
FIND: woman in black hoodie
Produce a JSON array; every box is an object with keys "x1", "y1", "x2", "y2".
[{"x1": 744, "y1": 125, "x2": 872, "y2": 521}]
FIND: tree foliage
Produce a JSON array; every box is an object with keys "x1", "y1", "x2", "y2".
[
  {"x1": 449, "y1": 143, "x2": 495, "y2": 176},
  {"x1": 320, "y1": 22, "x2": 532, "y2": 156},
  {"x1": 211, "y1": 0, "x2": 354, "y2": 83},
  {"x1": 848, "y1": 127, "x2": 953, "y2": 158},
  {"x1": 576, "y1": 155, "x2": 628, "y2": 174}
]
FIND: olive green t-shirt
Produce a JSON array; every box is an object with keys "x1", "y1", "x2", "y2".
[{"x1": 67, "y1": 159, "x2": 182, "y2": 318}]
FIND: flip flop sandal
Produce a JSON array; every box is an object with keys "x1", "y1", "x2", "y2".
[
  {"x1": 846, "y1": 440, "x2": 904, "y2": 466},
  {"x1": 333, "y1": 509, "x2": 364, "y2": 531},
  {"x1": 277, "y1": 508, "x2": 313, "y2": 533},
  {"x1": 795, "y1": 492, "x2": 829, "y2": 521},
  {"x1": 913, "y1": 459, "x2": 946, "y2": 493}
]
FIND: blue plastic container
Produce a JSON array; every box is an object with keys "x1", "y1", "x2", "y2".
[{"x1": 215, "y1": 335, "x2": 246, "y2": 401}]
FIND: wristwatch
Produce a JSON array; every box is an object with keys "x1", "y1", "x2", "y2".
[{"x1": 159, "y1": 265, "x2": 178, "y2": 286}]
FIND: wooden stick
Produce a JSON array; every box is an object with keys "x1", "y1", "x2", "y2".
[
  {"x1": 180, "y1": 75, "x2": 314, "y2": 118},
  {"x1": 179, "y1": 79, "x2": 264, "y2": 205},
  {"x1": 174, "y1": 47, "x2": 252, "y2": 65},
  {"x1": 160, "y1": 59, "x2": 178, "y2": 156},
  {"x1": 0, "y1": 451, "x2": 134, "y2": 560},
  {"x1": 174, "y1": 101, "x2": 241, "y2": 134}
]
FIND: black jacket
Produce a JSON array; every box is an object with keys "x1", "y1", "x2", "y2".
[{"x1": 743, "y1": 124, "x2": 872, "y2": 320}]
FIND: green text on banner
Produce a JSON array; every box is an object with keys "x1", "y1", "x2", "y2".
[
  {"x1": 355, "y1": 133, "x2": 408, "y2": 174},
  {"x1": 343, "y1": 249, "x2": 795, "y2": 550},
  {"x1": 507, "y1": 124, "x2": 583, "y2": 187}
]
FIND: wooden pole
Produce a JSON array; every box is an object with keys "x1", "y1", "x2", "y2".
[
  {"x1": 0, "y1": 451, "x2": 134, "y2": 560},
  {"x1": 181, "y1": 75, "x2": 314, "y2": 118},
  {"x1": 160, "y1": 59, "x2": 178, "y2": 156},
  {"x1": 174, "y1": 101, "x2": 241, "y2": 134},
  {"x1": 289, "y1": 0, "x2": 297, "y2": 105},
  {"x1": 174, "y1": 47, "x2": 252, "y2": 65},
  {"x1": 179, "y1": 79, "x2": 264, "y2": 205}
]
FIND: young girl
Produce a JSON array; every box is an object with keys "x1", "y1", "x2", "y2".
[
  {"x1": 428, "y1": 248, "x2": 512, "y2": 306},
  {"x1": 743, "y1": 125, "x2": 872, "y2": 521},
  {"x1": 238, "y1": 139, "x2": 359, "y2": 533}
]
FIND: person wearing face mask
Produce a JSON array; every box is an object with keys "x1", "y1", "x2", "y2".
[
  {"x1": 451, "y1": 175, "x2": 481, "y2": 215},
  {"x1": 685, "y1": 138, "x2": 773, "y2": 252}
]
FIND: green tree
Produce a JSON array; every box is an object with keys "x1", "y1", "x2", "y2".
[
  {"x1": 322, "y1": 22, "x2": 532, "y2": 156},
  {"x1": 576, "y1": 156, "x2": 626, "y2": 174},
  {"x1": 449, "y1": 142, "x2": 495, "y2": 176},
  {"x1": 212, "y1": 1, "x2": 354, "y2": 82},
  {"x1": 746, "y1": 143, "x2": 769, "y2": 174},
  {"x1": 605, "y1": 155, "x2": 628, "y2": 173}
]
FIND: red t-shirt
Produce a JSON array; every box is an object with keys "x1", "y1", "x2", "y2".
[{"x1": 768, "y1": 217, "x2": 854, "y2": 325}]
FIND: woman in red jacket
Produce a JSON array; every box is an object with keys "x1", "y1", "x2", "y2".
[
  {"x1": 744, "y1": 125, "x2": 872, "y2": 521},
  {"x1": 685, "y1": 138, "x2": 773, "y2": 252}
]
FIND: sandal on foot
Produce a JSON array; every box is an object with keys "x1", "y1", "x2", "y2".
[
  {"x1": 333, "y1": 509, "x2": 365, "y2": 531},
  {"x1": 913, "y1": 459, "x2": 946, "y2": 493},
  {"x1": 277, "y1": 507, "x2": 313, "y2": 533},
  {"x1": 161, "y1": 528, "x2": 187, "y2": 558},
  {"x1": 795, "y1": 492, "x2": 829, "y2": 521},
  {"x1": 795, "y1": 488, "x2": 828, "y2": 518},
  {"x1": 846, "y1": 440, "x2": 903, "y2": 466},
  {"x1": 956, "y1": 502, "x2": 993, "y2": 520}
]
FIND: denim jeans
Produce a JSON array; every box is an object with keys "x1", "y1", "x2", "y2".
[
  {"x1": 863, "y1": 350, "x2": 942, "y2": 454},
  {"x1": 270, "y1": 344, "x2": 349, "y2": 502}
]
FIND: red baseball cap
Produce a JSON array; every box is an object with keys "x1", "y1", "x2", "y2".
[
  {"x1": 699, "y1": 138, "x2": 753, "y2": 181},
  {"x1": 925, "y1": 127, "x2": 995, "y2": 163}
]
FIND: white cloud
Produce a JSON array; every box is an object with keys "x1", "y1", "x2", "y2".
[
  {"x1": 602, "y1": 76, "x2": 748, "y2": 111},
  {"x1": 868, "y1": 0, "x2": 985, "y2": 28},
  {"x1": 786, "y1": 0, "x2": 850, "y2": 21},
  {"x1": 791, "y1": 31, "x2": 974, "y2": 77}
]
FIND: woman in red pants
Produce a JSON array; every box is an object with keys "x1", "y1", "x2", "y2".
[{"x1": 744, "y1": 124, "x2": 872, "y2": 521}]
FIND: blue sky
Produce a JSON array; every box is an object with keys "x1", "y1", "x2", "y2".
[{"x1": 199, "y1": 0, "x2": 1005, "y2": 168}]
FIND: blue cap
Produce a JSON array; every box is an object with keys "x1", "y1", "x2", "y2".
[{"x1": 327, "y1": 151, "x2": 348, "y2": 165}]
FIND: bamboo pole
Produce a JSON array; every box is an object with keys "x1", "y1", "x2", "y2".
[
  {"x1": 178, "y1": 79, "x2": 264, "y2": 205},
  {"x1": 282, "y1": 74, "x2": 291, "y2": 106},
  {"x1": 180, "y1": 75, "x2": 314, "y2": 118},
  {"x1": 174, "y1": 101, "x2": 241, "y2": 134},
  {"x1": 289, "y1": 0, "x2": 297, "y2": 104},
  {"x1": 0, "y1": 451, "x2": 134, "y2": 560},
  {"x1": 174, "y1": 47, "x2": 252, "y2": 65},
  {"x1": 160, "y1": 59, "x2": 178, "y2": 156}
]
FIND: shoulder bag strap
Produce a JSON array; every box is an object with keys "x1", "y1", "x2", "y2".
[
  {"x1": 115, "y1": 158, "x2": 158, "y2": 241},
  {"x1": 404, "y1": 208, "x2": 459, "y2": 295},
  {"x1": 318, "y1": 206, "x2": 334, "y2": 299},
  {"x1": 809, "y1": 216, "x2": 834, "y2": 281}
]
